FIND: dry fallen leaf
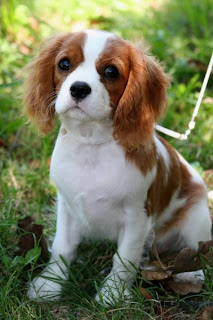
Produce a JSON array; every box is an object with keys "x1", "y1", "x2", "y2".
[
  {"x1": 163, "y1": 279, "x2": 203, "y2": 296},
  {"x1": 140, "y1": 239, "x2": 213, "y2": 296},
  {"x1": 172, "y1": 248, "x2": 200, "y2": 274},
  {"x1": 147, "y1": 240, "x2": 213, "y2": 277},
  {"x1": 197, "y1": 307, "x2": 213, "y2": 320},
  {"x1": 140, "y1": 288, "x2": 152, "y2": 299},
  {"x1": 14, "y1": 216, "x2": 49, "y2": 264},
  {"x1": 141, "y1": 268, "x2": 170, "y2": 281},
  {"x1": 0, "y1": 138, "x2": 7, "y2": 147},
  {"x1": 198, "y1": 240, "x2": 213, "y2": 255},
  {"x1": 171, "y1": 240, "x2": 213, "y2": 275}
]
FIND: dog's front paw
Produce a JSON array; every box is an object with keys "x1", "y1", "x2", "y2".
[
  {"x1": 27, "y1": 276, "x2": 62, "y2": 301},
  {"x1": 95, "y1": 279, "x2": 131, "y2": 306}
]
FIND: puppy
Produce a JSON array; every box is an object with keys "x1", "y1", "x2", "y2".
[{"x1": 24, "y1": 29, "x2": 212, "y2": 304}]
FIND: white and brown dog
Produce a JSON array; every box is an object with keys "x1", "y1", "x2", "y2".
[{"x1": 24, "y1": 29, "x2": 212, "y2": 304}]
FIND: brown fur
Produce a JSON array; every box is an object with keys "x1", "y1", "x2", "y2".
[
  {"x1": 23, "y1": 32, "x2": 86, "y2": 133},
  {"x1": 54, "y1": 32, "x2": 86, "y2": 91},
  {"x1": 126, "y1": 143, "x2": 157, "y2": 175},
  {"x1": 143, "y1": 136, "x2": 207, "y2": 232},
  {"x1": 157, "y1": 164, "x2": 207, "y2": 235},
  {"x1": 112, "y1": 44, "x2": 170, "y2": 150},
  {"x1": 96, "y1": 38, "x2": 131, "y2": 111},
  {"x1": 145, "y1": 137, "x2": 182, "y2": 217},
  {"x1": 96, "y1": 37, "x2": 170, "y2": 150},
  {"x1": 23, "y1": 32, "x2": 170, "y2": 145},
  {"x1": 23, "y1": 30, "x2": 208, "y2": 237}
]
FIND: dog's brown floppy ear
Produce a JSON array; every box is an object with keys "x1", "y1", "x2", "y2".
[
  {"x1": 23, "y1": 34, "x2": 67, "y2": 133},
  {"x1": 113, "y1": 45, "x2": 170, "y2": 150}
]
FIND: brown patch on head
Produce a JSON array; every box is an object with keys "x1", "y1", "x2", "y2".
[
  {"x1": 23, "y1": 32, "x2": 86, "y2": 133},
  {"x1": 54, "y1": 32, "x2": 86, "y2": 92},
  {"x1": 96, "y1": 37, "x2": 131, "y2": 111},
  {"x1": 101, "y1": 40, "x2": 171, "y2": 150}
]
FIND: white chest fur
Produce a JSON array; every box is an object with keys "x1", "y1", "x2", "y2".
[{"x1": 50, "y1": 123, "x2": 154, "y2": 240}]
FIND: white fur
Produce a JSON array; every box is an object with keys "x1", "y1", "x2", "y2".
[
  {"x1": 55, "y1": 30, "x2": 115, "y2": 122},
  {"x1": 28, "y1": 122, "x2": 156, "y2": 302},
  {"x1": 154, "y1": 135, "x2": 171, "y2": 176},
  {"x1": 179, "y1": 198, "x2": 212, "y2": 249},
  {"x1": 27, "y1": 30, "x2": 212, "y2": 305}
]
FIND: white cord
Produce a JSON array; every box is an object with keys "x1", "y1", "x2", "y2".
[{"x1": 156, "y1": 52, "x2": 213, "y2": 140}]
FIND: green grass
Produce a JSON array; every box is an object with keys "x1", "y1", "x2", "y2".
[{"x1": 0, "y1": 0, "x2": 213, "y2": 318}]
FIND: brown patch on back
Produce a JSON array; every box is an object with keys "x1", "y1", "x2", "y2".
[
  {"x1": 157, "y1": 165, "x2": 207, "y2": 235},
  {"x1": 142, "y1": 136, "x2": 207, "y2": 231},
  {"x1": 151, "y1": 136, "x2": 207, "y2": 234},
  {"x1": 145, "y1": 136, "x2": 181, "y2": 217}
]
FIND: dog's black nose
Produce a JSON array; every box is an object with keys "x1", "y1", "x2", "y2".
[{"x1": 70, "y1": 81, "x2": 92, "y2": 101}]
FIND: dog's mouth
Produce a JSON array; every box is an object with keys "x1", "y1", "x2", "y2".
[
  {"x1": 62, "y1": 105, "x2": 84, "y2": 114},
  {"x1": 70, "y1": 105, "x2": 86, "y2": 114},
  {"x1": 59, "y1": 104, "x2": 93, "y2": 121}
]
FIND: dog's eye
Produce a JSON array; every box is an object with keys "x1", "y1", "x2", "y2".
[
  {"x1": 58, "y1": 59, "x2": 71, "y2": 71},
  {"x1": 103, "y1": 66, "x2": 119, "y2": 79}
]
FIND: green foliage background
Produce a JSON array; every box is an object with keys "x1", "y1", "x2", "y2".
[
  {"x1": 0, "y1": 0, "x2": 213, "y2": 318},
  {"x1": 0, "y1": 0, "x2": 212, "y2": 169}
]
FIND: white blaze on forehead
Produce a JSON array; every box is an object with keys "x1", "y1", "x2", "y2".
[
  {"x1": 61, "y1": 30, "x2": 115, "y2": 83},
  {"x1": 55, "y1": 29, "x2": 116, "y2": 121},
  {"x1": 83, "y1": 29, "x2": 116, "y2": 64}
]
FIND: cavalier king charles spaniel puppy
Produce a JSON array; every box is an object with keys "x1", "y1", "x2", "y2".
[{"x1": 24, "y1": 29, "x2": 211, "y2": 305}]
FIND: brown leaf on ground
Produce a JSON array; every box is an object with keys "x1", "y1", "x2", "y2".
[
  {"x1": 198, "y1": 241, "x2": 213, "y2": 268},
  {"x1": 197, "y1": 307, "x2": 213, "y2": 320},
  {"x1": 164, "y1": 241, "x2": 213, "y2": 275},
  {"x1": 141, "y1": 268, "x2": 170, "y2": 281},
  {"x1": 14, "y1": 216, "x2": 49, "y2": 264},
  {"x1": 172, "y1": 248, "x2": 201, "y2": 274},
  {"x1": 140, "y1": 240, "x2": 213, "y2": 296},
  {"x1": 163, "y1": 279, "x2": 203, "y2": 296},
  {"x1": 198, "y1": 240, "x2": 213, "y2": 255},
  {"x1": 0, "y1": 138, "x2": 7, "y2": 147},
  {"x1": 140, "y1": 288, "x2": 152, "y2": 299}
]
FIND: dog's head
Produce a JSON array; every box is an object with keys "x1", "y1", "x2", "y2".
[{"x1": 24, "y1": 29, "x2": 170, "y2": 149}]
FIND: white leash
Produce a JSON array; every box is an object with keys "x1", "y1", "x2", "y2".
[{"x1": 156, "y1": 53, "x2": 213, "y2": 140}]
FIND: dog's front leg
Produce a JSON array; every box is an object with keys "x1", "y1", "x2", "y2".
[
  {"x1": 28, "y1": 194, "x2": 82, "y2": 300},
  {"x1": 95, "y1": 207, "x2": 153, "y2": 305}
]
